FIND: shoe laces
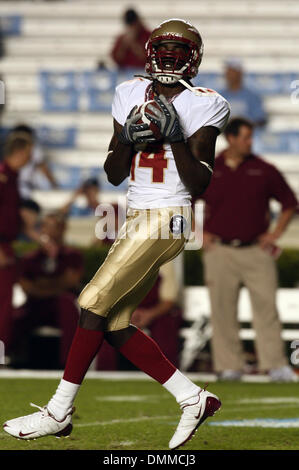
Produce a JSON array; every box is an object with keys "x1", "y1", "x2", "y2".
[
  {"x1": 18, "y1": 403, "x2": 49, "y2": 431},
  {"x1": 30, "y1": 403, "x2": 48, "y2": 416}
]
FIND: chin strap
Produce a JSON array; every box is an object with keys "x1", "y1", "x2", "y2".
[
  {"x1": 199, "y1": 161, "x2": 213, "y2": 174},
  {"x1": 133, "y1": 74, "x2": 203, "y2": 98},
  {"x1": 134, "y1": 74, "x2": 153, "y2": 80},
  {"x1": 179, "y1": 79, "x2": 202, "y2": 96}
]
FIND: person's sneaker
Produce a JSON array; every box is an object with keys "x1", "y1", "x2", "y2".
[
  {"x1": 3, "y1": 403, "x2": 73, "y2": 440},
  {"x1": 169, "y1": 389, "x2": 221, "y2": 450},
  {"x1": 218, "y1": 370, "x2": 243, "y2": 381},
  {"x1": 269, "y1": 366, "x2": 298, "y2": 382}
]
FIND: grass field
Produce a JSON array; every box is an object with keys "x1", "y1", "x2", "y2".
[{"x1": 0, "y1": 378, "x2": 299, "y2": 450}]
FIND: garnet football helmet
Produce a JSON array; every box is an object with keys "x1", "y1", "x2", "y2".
[{"x1": 145, "y1": 19, "x2": 203, "y2": 85}]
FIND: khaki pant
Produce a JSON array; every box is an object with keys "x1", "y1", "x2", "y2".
[
  {"x1": 203, "y1": 243, "x2": 287, "y2": 372},
  {"x1": 78, "y1": 206, "x2": 191, "y2": 331}
]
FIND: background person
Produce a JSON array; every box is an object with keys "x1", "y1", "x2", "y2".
[
  {"x1": 11, "y1": 124, "x2": 58, "y2": 198},
  {"x1": 0, "y1": 134, "x2": 33, "y2": 350},
  {"x1": 59, "y1": 178, "x2": 101, "y2": 217},
  {"x1": 10, "y1": 213, "x2": 84, "y2": 367},
  {"x1": 59, "y1": 178, "x2": 124, "y2": 246},
  {"x1": 18, "y1": 198, "x2": 41, "y2": 242},
  {"x1": 200, "y1": 117, "x2": 298, "y2": 381},
  {"x1": 110, "y1": 8, "x2": 151, "y2": 69},
  {"x1": 219, "y1": 58, "x2": 267, "y2": 127}
]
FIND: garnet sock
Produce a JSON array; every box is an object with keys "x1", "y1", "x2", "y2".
[
  {"x1": 63, "y1": 326, "x2": 104, "y2": 384},
  {"x1": 119, "y1": 328, "x2": 176, "y2": 384}
]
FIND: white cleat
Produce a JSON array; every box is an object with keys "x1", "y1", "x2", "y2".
[
  {"x1": 3, "y1": 403, "x2": 74, "y2": 440},
  {"x1": 169, "y1": 389, "x2": 221, "y2": 450}
]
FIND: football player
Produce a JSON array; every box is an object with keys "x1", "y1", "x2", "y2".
[{"x1": 3, "y1": 19, "x2": 230, "y2": 449}]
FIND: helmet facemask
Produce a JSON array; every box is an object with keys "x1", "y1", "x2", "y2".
[
  {"x1": 145, "y1": 20, "x2": 203, "y2": 85},
  {"x1": 148, "y1": 40, "x2": 195, "y2": 84}
]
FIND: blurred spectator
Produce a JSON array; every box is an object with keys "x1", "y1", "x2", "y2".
[
  {"x1": 60, "y1": 178, "x2": 101, "y2": 217},
  {"x1": 111, "y1": 8, "x2": 150, "y2": 69},
  {"x1": 10, "y1": 213, "x2": 83, "y2": 367},
  {"x1": 18, "y1": 198, "x2": 41, "y2": 242},
  {"x1": 0, "y1": 133, "x2": 33, "y2": 349},
  {"x1": 96, "y1": 260, "x2": 182, "y2": 370},
  {"x1": 10, "y1": 124, "x2": 58, "y2": 198},
  {"x1": 200, "y1": 117, "x2": 298, "y2": 381},
  {"x1": 60, "y1": 178, "x2": 125, "y2": 246},
  {"x1": 219, "y1": 58, "x2": 267, "y2": 127}
]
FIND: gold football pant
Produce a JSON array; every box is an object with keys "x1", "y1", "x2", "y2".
[{"x1": 78, "y1": 206, "x2": 191, "y2": 331}]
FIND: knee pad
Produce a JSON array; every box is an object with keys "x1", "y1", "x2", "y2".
[
  {"x1": 79, "y1": 308, "x2": 106, "y2": 331},
  {"x1": 104, "y1": 325, "x2": 137, "y2": 349}
]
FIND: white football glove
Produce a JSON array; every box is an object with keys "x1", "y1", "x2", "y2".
[{"x1": 118, "y1": 106, "x2": 156, "y2": 144}]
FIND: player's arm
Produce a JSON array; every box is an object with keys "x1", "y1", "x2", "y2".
[
  {"x1": 104, "y1": 108, "x2": 155, "y2": 186},
  {"x1": 171, "y1": 126, "x2": 218, "y2": 197},
  {"x1": 103, "y1": 119, "x2": 135, "y2": 186}
]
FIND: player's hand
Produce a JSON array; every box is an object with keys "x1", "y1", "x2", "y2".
[
  {"x1": 145, "y1": 94, "x2": 184, "y2": 143},
  {"x1": 118, "y1": 106, "x2": 155, "y2": 145}
]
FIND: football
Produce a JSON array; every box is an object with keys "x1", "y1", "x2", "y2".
[{"x1": 136, "y1": 100, "x2": 163, "y2": 141}]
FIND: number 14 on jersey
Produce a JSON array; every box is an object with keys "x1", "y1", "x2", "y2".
[{"x1": 130, "y1": 147, "x2": 168, "y2": 184}]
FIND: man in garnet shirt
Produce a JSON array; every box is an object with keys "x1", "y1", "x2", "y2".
[
  {"x1": 0, "y1": 134, "x2": 33, "y2": 352},
  {"x1": 11, "y1": 214, "x2": 84, "y2": 367},
  {"x1": 201, "y1": 117, "x2": 298, "y2": 382},
  {"x1": 110, "y1": 9, "x2": 150, "y2": 69}
]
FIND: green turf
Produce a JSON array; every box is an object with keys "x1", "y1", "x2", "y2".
[{"x1": 0, "y1": 379, "x2": 299, "y2": 450}]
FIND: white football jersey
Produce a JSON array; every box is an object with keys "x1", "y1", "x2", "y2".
[{"x1": 112, "y1": 78, "x2": 230, "y2": 209}]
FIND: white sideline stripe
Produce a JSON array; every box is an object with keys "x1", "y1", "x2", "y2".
[
  {"x1": 0, "y1": 370, "x2": 151, "y2": 380},
  {"x1": 119, "y1": 441, "x2": 135, "y2": 446},
  {"x1": 99, "y1": 395, "x2": 299, "y2": 406},
  {"x1": 0, "y1": 369, "x2": 280, "y2": 382},
  {"x1": 210, "y1": 419, "x2": 299, "y2": 428},
  {"x1": 96, "y1": 394, "x2": 168, "y2": 402},
  {"x1": 0, "y1": 369, "x2": 215, "y2": 382},
  {"x1": 0, "y1": 369, "x2": 278, "y2": 382},
  {"x1": 220, "y1": 403, "x2": 299, "y2": 413},
  {"x1": 235, "y1": 397, "x2": 299, "y2": 404},
  {"x1": 76, "y1": 416, "x2": 171, "y2": 428}
]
